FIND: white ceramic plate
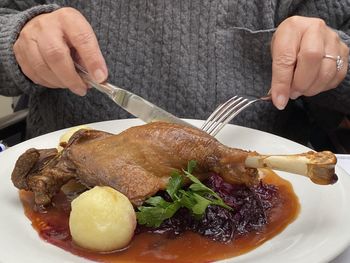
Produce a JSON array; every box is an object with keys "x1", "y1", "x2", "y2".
[{"x1": 1, "y1": 119, "x2": 350, "y2": 263}]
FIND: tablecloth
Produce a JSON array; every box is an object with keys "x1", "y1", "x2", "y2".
[{"x1": 330, "y1": 155, "x2": 350, "y2": 263}]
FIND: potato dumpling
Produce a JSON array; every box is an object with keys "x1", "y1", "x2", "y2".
[
  {"x1": 69, "y1": 186, "x2": 136, "y2": 252},
  {"x1": 58, "y1": 125, "x2": 91, "y2": 151}
]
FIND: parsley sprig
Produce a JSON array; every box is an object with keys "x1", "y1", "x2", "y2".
[{"x1": 136, "y1": 160, "x2": 232, "y2": 227}]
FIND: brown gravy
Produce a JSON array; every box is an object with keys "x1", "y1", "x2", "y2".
[{"x1": 19, "y1": 169, "x2": 300, "y2": 262}]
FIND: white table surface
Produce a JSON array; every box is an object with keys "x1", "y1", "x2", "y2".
[{"x1": 330, "y1": 155, "x2": 350, "y2": 263}]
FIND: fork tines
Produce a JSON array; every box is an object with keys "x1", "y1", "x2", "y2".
[{"x1": 201, "y1": 96, "x2": 257, "y2": 136}]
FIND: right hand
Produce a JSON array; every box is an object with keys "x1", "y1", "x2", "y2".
[{"x1": 13, "y1": 7, "x2": 107, "y2": 96}]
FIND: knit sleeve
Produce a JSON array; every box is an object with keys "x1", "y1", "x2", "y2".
[{"x1": 0, "y1": 3, "x2": 60, "y2": 96}]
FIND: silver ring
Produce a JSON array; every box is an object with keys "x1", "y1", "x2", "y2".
[{"x1": 324, "y1": 54, "x2": 344, "y2": 71}]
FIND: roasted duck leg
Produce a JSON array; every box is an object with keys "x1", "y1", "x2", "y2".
[{"x1": 11, "y1": 122, "x2": 337, "y2": 206}]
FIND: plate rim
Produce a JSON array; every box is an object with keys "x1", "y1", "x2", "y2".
[{"x1": 1, "y1": 118, "x2": 350, "y2": 263}]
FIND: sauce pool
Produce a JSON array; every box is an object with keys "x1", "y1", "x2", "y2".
[{"x1": 19, "y1": 170, "x2": 300, "y2": 262}]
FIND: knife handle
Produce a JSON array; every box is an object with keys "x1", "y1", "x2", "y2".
[{"x1": 75, "y1": 63, "x2": 115, "y2": 98}]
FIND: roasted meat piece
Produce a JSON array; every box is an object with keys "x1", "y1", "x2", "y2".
[{"x1": 11, "y1": 122, "x2": 337, "y2": 206}]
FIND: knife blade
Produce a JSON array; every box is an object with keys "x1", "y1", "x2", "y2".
[{"x1": 75, "y1": 64, "x2": 193, "y2": 127}]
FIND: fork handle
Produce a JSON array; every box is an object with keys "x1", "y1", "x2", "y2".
[{"x1": 260, "y1": 94, "x2": 272, "y2": 101}]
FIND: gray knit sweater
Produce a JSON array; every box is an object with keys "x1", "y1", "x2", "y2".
[{"x1": 1, "y1": 0, "x2": 350, "y2": 144}]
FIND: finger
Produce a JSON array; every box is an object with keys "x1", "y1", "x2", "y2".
[
  {"x1": 305, "y1": 38, "x2": 340, "y2": 96},
  {"x1": 291, "y1": 25, "x2": 324, "y2": 97},
  {"x1": 62, "y1": 9, "x2": 107, "y2": 83},
  {"x1": 271, "y1": 26, "x2": 301, "y2": 110},
  {"x1": 36, "y1": 30, "x2": 88, "y2": 96},
  {"x1": 304, "y1": 57, "x2": 336, "y2": 96},
  {"x1": 23, "y1": 39, "x2": 64, "y2": 88},
  {"x1": 14, "y1": 41, "x2": 55, "y2": 88}
]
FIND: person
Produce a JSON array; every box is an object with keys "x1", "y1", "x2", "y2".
[{"x1": 0, "y1": 1, "x2": 349, "y2": 146}]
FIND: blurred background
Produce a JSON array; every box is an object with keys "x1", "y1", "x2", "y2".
[
  {"x1": 0, "y1": 95, "x2": 27, "y2": 147},
  {"x1": 0, "y1": 95, "x2": 12, "y2": 118}
]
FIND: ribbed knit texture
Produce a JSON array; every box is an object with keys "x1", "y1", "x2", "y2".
[{"x1": 0, "y1": 0, "x2": 350, "y2": 143}]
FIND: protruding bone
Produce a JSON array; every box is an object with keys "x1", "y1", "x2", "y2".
[{"x1": 245, "y1": 151, "x2": 338, "y2": 185}]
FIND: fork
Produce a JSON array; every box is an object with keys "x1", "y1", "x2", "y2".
[{"x1": 201, "y1": 94, "x2": 271, "y2": 136}]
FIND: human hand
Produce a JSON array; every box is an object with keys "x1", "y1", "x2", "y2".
[
  {"x1": 270, "y1": 16, "x2": 349, "y2": 110},
  {"x1": 13, "y1": 7, "x2": 107, "y2": 96}
]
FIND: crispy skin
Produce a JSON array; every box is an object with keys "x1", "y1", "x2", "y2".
[{"x1": 11, "y1": 122, "x2": 258, "y2": 206}]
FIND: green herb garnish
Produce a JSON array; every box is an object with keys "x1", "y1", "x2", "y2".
[{"x1": 136, "y1": 160, "x2": 232, "y2": 227}]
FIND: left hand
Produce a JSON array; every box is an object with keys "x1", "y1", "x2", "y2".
[{"x1": 270, "y1": 16, "x2": 349, "y2": 110}]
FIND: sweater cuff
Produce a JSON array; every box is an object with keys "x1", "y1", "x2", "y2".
[{"x1": 0, "y1": 4, "x2": 60, "y2": 95}]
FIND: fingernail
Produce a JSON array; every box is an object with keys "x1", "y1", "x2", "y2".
[
  {"x1": 74, "y1": 88, "x2": 87, "y2": 96},
  {"x1": 93, "y1": 69, "x2": 106, "y2": 83},
  {"x1": 290, "y1": 91, "x2": 301, "y2": 100},
  {"x1": 276, "y1": 95, "x2": 287, "y2": 110}
]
